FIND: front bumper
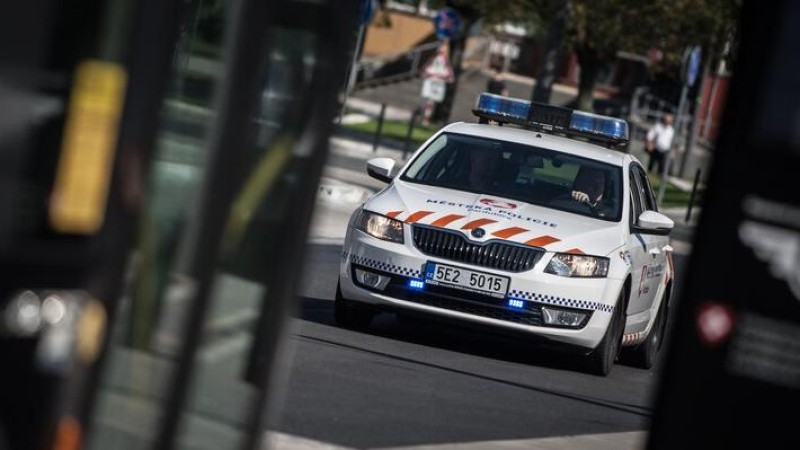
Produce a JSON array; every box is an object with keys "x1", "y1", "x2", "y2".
[{"x1": 339, "y1": 228, "x2": 625, "y2": 351}]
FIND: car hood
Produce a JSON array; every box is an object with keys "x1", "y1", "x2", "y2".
[{"x1": 364, "y1": 181, "x2": 625, "y2": 256}]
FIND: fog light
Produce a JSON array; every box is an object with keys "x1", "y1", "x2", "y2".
[
  {"x1": 354, "y1": 268, "x2": 390, "y2": 290},
  {"x1": 541, "y1": 306, "x2": 588, "y2": 328}
]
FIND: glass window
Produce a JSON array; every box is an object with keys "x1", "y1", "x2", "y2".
[
  {"x1": 636, "y1": 166, "x2": 659, "y2": 212},
  {"x1": 629, "y1": 171, "x2": 644, "y2": 226},
  {"x1": 401, "y1": 133, "x2": 624, "y2": 221},
  {"x1": 631, "y1": 166, "x2": 656, "y2": 213}
]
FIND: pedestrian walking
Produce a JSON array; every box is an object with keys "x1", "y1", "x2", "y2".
[
  {"x1": 486, "y1": 67, "x2": 509, "y2": 96},
  {"x1": 646, "y1": 113, "x2": 676, "y2": 176}
]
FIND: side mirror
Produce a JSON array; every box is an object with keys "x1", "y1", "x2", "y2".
[
  {"x1": 636, "y1": 210, "x2": 675, "y2": 235},
  {"x1": 366, "y1": 158, "x2": 396, "y2": 183}
]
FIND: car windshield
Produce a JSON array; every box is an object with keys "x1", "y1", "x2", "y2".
[{"x1": 401, "y1": 132, "x2": 623, "y2": 221}]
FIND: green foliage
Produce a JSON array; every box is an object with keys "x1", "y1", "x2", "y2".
[
  {"x1": 446, "y1": 0, "x2": 740, "y2": 109},
  {"x1": 341, "y1": 118, "x2": 440, "y2": 147},
  {"x1": 567, "y1": 0, "x2": 741, "y2": 75},
  {"x1": 428, "y1": 0, "x2": 547, "y2": 36},
  {"x1": 651, "y1": 0, "x2": 742, "y2": 70}
]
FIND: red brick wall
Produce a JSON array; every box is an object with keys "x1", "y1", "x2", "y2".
[{"x1": 697, "y1": 74, "x2": 731, "y2": 142}]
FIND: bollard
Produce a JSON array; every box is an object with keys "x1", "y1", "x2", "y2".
[
  {"x1": 403, "y1": 108, "x2": 419, "y2": 156},
  {"x1": 685, "y1": 168, "x2": 702, "y2": 223},
  {"x1": 373, "y1": 103, "x2": 387, "y2": 152}
]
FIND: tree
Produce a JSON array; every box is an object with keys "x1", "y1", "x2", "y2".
[
  {"x1": 433, "y1": 0, "x2": 741, "y2": 113},
  {"x1": 555, "y1": 0, "x2": 742, "y2": 110}
]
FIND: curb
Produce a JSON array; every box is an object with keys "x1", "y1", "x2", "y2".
[{"x1": 317, "y1": 177, "x2": 373, "y2": 205}]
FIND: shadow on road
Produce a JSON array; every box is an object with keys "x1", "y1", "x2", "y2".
[
  {"x1": 295, "y1": 297, "x2": 651, "y2": 417},
  {"x1": 297, "y1": 296, "x2": 625, "y2": 379}
]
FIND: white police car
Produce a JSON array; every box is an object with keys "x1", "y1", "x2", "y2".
[{"x1": 336, "y1": 93, "x2": 675, "y2": 375}]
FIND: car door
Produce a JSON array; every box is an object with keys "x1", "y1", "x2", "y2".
[
  {"x1": 635, "y1": 165, "x2": 670, "y2": 303},
  {"x1": 626, "y1": 166, "x2": 667, "y2": 314}
]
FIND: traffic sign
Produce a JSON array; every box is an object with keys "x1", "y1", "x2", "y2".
[
  {"x1": 434, "y1": 7, "x2": 462, "y2": 40},
  {"x1": 683, "y1": 45, "x2": 702, "y2": 87},
  {"x1": 421, "y1": 78, "x2": 446, "y2": 102},
  {"x1": 420, "y1": 45, "x2": 454, "y2": 82},
  {"x1": 360, "y1": 0, "x2": 376, "y2": 25}
]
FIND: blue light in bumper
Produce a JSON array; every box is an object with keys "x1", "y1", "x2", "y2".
[
  {"x1": 407, "y1": 279, "x2": 425, "y2": 290},
  {"x1": 507, "y1": 299, "x2": 525, "y2": 309}
]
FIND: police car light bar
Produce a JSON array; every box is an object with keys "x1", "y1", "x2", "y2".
[{"x1": 473, "y1": 93, "x2": 629, "y2": 146}]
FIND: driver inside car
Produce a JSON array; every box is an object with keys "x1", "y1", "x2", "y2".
[{"x1": 570, "y1": 166, "x2": 606, "y2": 208}]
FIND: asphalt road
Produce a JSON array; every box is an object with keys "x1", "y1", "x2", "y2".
[{"x1": 271, "y1": 236, "x2": 690, "y2": 449}]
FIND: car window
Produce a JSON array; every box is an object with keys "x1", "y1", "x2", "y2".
[
  {"x1": 629, "y1": 170, "x2": 644, "y2": 226},
  {"x1": 636, "y1": 166, "x2": 659, "y2": 212},
  {"x1": 632, "y1": 166, "x2": 656, "y2": 212},
  {"x1": 401, "y1": 132, "x2": 623, "y2": 221}
]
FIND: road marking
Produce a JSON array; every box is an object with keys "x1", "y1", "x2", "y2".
[
  {"x1": 380, "y1": 431, "x2": 647, "y2": 450},
  {"x1": 262, "y1": 431, "x2": 647, "y2": 450},
  {"x1": 264, "y1": 432, "x2": 356, "y2": 450}
]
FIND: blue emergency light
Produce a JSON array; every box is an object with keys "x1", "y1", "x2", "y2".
[
  {"x1": 507, "y1": 299, "x2": 525, "y2": 309},
  {"x1": 407, "y1": 279, "x2": 426, "y2": 290},
  {"x1": 473, "y1": 93, "x2": 629, "y2": 146}
]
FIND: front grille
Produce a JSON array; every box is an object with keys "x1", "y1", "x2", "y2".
[{"x1": 412, "y1": 225, "x2": 542, "y2": 272}]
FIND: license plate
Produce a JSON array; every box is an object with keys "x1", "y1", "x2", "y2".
[{"x1": 424, "y1": 262, "x2": 510, "y2": 298}]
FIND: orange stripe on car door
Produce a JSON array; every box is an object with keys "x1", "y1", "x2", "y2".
[
  {"x1": 405, "y1": 211, "x2": 434, "y2": 223},
  {"x1": 430, "y1": 214, "x2": 465, "y2": 228},
  {"x1": 460, "y1": 218, "x2": 497, "y2": 230},
  {"x1": 524, "y1": 235, "x2": 560, "y2": 247},
  {"x1": 492, "y1": 227, "x2": 528, "y2": 239}
]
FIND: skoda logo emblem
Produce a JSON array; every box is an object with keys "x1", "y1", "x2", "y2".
[{"x1": 471, "y1": 228, "x2": 486, "y2": 238}]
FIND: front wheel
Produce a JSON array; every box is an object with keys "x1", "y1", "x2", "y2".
[
  {"x1": 584, "y1": 291, "x2": 625, "y2": 376},
  {"x1": 334, "y1": 282, "x2": 374, "y2": 331}
]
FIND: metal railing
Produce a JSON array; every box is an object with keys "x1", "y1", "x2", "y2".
[
  {"x1": 355, "y1": 41, "x2": 441, "y2": 88},
  {"x1": 627, "y1": 87, "x2": 691, "y2": 142}
]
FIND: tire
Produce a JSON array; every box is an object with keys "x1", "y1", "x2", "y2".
[
  {"x1": 629, "y1": 291, "x2": 668, "y2": 370},
  {"x1": 584, "y1": 291, "x2": 626, "y2": 376},
  {"x1": 334, "y1": 282, "x2": 374, "y2": 331}
]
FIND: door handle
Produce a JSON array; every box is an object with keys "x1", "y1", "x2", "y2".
[{"x1": 649, "y1": 248, "x2": 662, "y2": 256}]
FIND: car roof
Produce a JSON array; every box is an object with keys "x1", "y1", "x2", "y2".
[{"x1": 441, "y1": 122, "x2": 634, "y2": 168}]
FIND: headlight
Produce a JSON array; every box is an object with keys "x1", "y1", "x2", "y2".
[
  {"x1": 545, "y1": 253, "x2": 609, "y2": 278},
  {"x1": 354, "y1": 209, "x2": 404, "y2": 243}
]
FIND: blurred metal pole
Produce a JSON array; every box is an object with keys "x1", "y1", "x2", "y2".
[
  {"x1": 403, "y1": 108, "x2": 419, "y2": 155},
  {"x1": 685, "y1": 168, "x2": 702, "y2": 223},
  {"x1": 153, "y1": 0, "x2": 272, "y2": 446},
  {"x1": 337, "y1": 23, "x2": 366, "y2": 125},
  {"x1": 658, "y1": 79, "x2": 684, "y2": 206},
  {"x1": 679, "y1": 56, "x2": 710, "y2": 178},
  {"x1": 373, "y1": 103, "x2": 386, "y2": 152}
]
